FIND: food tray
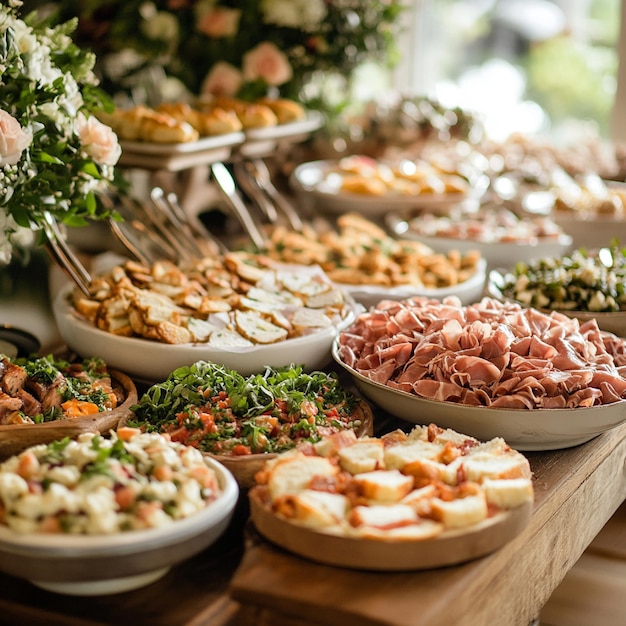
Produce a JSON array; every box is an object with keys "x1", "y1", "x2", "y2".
[
  {"x1": 249, "y1": 491, "x2": 532, "y2": 571},
  {"x1": 118, "y1": 132, "x2": 245, "y2": 171}
]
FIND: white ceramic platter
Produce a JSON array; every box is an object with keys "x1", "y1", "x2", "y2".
[
  {"x1": 340, "y1": 258, "x2": 487, "y2": 309},
  {"x1": 244, "y1": 112, "x2": 325, "y2": 142},
  {"x1": 389, "y1": 218, "x2": 573, "y2": 270},
  {"x1": 118, "y1": 132, "x2": 245, "y2": 171},
  {"x1": 551, "y1": 212, "x2": 626, "y2": 250},
  {"x1": 332, "y1": 341, "x2": 626, "y2": 451},
  {"x1": 240, "y1": 112, "x2": 325, "y2": 158},
  {"x1": 53, "y1": 283, "x2": 358, "y2": 383},
  {"x1": 290, "y1": 160, "x2": 470, "y2": 218}
]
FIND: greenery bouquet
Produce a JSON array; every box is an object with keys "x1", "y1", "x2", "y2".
[{"x1": 0, "y1": 0, "x2": 121, "y2": 265}]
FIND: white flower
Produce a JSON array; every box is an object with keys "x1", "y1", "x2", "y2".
[
  {"x1": 0, "y1": 109, "x2": 31, "y2": 166},
  {"x1": 0, "y1": 212, "x2": 18, "y2": 265},
  {"x1": 76, "y1": 114, "x2": 122, "y2": 167},
  {"x1": 0, "y1": 4, "x2": 120, "y2": 265},
  {"x1": 260, "y1": 0, "x2": 327, "y2": 32},
  {"x1": 141, "y1": 11, "x2": 179, "y2": 43},
  {"x1": 201, "y1": 62, "x2": 243, "y2": 97}
]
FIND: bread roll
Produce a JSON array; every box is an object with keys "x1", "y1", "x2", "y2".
[
  {"x1": 200, "y1": 107, "x2": 243, "y2": 135},
  {"x1": 139, "y1": 112, "x2": 198, "y2": 143},
  {"x1": 258, "y1": 97, "x2": 306, "y2": 124}
]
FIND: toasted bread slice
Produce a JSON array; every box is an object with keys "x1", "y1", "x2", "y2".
[
  {"x1": 481, "y1": 477, "x2": 534, "y2": 509},
  {"x1": 348, "y1": 503, "x2": 418, "y2": 530},
  {"x1": 267, "y1": 453, "x2": 338, "y2": 499},
  {"x1": 384, "y1": 440, "x2": 444, "y2": 471},
  {"x1": 354, "y1": 470, "x2": 414, "y2": 503},
  {"x1": 337, "y1": 438, "x2": 385, "y2": 474},
  {"x1": 430, "y1": 492, "x2": 488, "y2": 529},
  {"x1": 276, "y1": 490, "x2": 348, "y2": 528}
]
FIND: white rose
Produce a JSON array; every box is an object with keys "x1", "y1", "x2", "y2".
[
  {"x1": 261, "y1": 0, "x2": 327, "y2": 31},
  {"x1": 76, "y1": 114, "x2": 121, "y2": 167},
  {"x1": 141, "y1": 12, "x2": 179, "y2": 43},
  {"x1": 0, "y1": 109, "x2": 31, "y2": 166}
]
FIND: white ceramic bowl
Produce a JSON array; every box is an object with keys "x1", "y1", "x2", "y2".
[
  {"x1": 53, "y1": 283, "x2": 358, "y2": 383},
  {"x1": 341, "y1": 258, "x2": 487, "y2": 309},
  {"x1": 290, "y1": 160, "x2": 470, "y2": 218},
  {"x1": 397, "y1": 231, "x2": 573, "y2": 270},
  {"x1": 0, "y1": 456, "x2": 238, "y2": 595},
  {"x1": 487, "y1": 269, "x2": 626, "y2": 338},
  {"x1": 551, "y1": 212, "x2": 626, "y2": 250},
  {"x1": 332, "y1": 340, "x2": 626, "y2": 451}
]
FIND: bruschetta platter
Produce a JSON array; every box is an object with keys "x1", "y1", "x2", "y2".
[{"x1": 249, "y1": 423, "x2": 534, "y2": 570}]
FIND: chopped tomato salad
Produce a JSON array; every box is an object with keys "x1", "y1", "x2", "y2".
[{"x1": 129, "y1": 362, "x2": 363, "y2": 455}]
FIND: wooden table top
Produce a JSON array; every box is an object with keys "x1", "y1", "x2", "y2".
[{"x1": 0, "y1": 416, "x2": 625, "y2": 626}]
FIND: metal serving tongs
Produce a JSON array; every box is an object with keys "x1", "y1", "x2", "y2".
[
  {"x1": 42, "y1": 211, "x2": 92, "y2": 296},
  {"x1": 233, "y1": 158, "x2": 304, "y2": 232},
  {"x1": 103, "y1": 193, "x2": 179, "y2": 266},
  {"x1": 210, "y1": 161, "x2": 268, "y2": 251},
  {"x1": 233, "y1": 160, "x2": 279, "y2": 224},
  {"x1": 244, "y1": 158, "x2": 304, "y2": 232},
  {"x1": 150, "y1": 187, "x2": 229, "y2": 256}
]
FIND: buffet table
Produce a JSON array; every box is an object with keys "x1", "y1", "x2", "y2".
[{"x1": 0, "y1": 408, "x2": 624, "y2": 626}]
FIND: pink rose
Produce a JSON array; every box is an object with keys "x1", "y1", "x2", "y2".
[
  {"x1": 201, "y1": 62, "x2": 243, "y2": 97},
  {"x1": 77, "y1": 114, "x2": 121, "y2": 167},
  {"x1": 197, "y1": 7, "x2": 241, "y2": 38},
  {"x1": 0, "y1": 109, "x2": 31, "y2": 166},
  {"x1": 243, "y1": 42, "x2": 293, "y2": 87}
]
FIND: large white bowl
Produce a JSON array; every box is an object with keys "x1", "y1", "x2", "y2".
[
  {"x1": 487, "y1": 269, "x2": 626, "y2": 338},
  {"x1": 290, "y1": 160, "x2": 470, "y2": 218},
  {"x1": 341, "y1": 258, "x2": 487, "y2": 309},
  {"x1": 53, "y1": 283, "x2": 358, "y2": 382},
  {"x1": 551, "y1": 212, "x2": 626, "y2": 250},
  {"x1": 332, "y1": 340, "x2": 626, "y2": 451},
  {"x1": 0, "y1": 456, "x2": 238, "y2": 595},
  {"x1": 394, "y1": 229, "x2": 573, "y2": 270}
]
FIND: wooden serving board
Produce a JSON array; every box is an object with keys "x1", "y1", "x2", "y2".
[
  {"x1": 248, "y1": 494, "x2": 533, "y2": 571},
  {"x1": 230, "y1": 422, "x2": 626, "y2": 626}
]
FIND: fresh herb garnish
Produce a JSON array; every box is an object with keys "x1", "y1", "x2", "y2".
[{"x1": 130, "y1": 362, "x2": 360, "y2": 455}]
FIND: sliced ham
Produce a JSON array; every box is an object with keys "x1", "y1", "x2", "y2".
[{"x1": 338, "y1": 296, "x2": 626, "y2": 410}]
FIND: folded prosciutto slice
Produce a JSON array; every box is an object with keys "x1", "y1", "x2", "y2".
[{"x1": 337, "y1": 296, "x2": 626, "y2": 409}]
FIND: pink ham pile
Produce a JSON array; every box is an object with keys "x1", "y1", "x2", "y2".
[{"x1": 337, "y1": 296, "x2": 626, "y2": 409}]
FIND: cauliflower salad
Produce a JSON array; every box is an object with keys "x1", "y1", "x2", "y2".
[{"x1": 0, "y1": 429, "x2": 222, "y2": 534}]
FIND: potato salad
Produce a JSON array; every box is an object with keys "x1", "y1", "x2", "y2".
[{"x1": 0, "y1": 430, "x2": 222, "y2": 534}]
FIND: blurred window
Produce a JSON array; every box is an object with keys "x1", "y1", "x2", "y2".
[{"x1": 393, "y1": 0, "x2": 621, "y2": 141}]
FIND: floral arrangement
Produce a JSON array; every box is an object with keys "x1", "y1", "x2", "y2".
[
  {"x1": 34, "y1": 0, "x2": 405, "y2": 105},
  {"x1": 0, "y1": 1, "x2": 121, "y2": 265}
]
